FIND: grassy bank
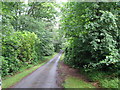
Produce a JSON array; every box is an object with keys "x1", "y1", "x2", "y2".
[
  {"x1": 81, "y1": 70, "x2": 119, "y2": 88},
  {"x1": 60, "y1": 53, "x2": 64, "y2": 61},
  {"x1": 2, "y1": 53, "x2": 57, "y2": 88},
  {"x1": 63, "y1": 76, "x2": 95, "y2": 88}
]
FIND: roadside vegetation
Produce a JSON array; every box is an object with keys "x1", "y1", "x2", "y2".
[
  {"x1": 63, "y1": 76, "x2": 95, "y2": 88},
  {"x1": 60, "y1": 2, "x2": 119, "y2": 88},
  {"x1": 81, "y1": 70, "x2": 119, "y2": 88},
  {"x1": 59, "y1": 54, "x2": 96, "y2": 88},
  {"x1": 60, "y1": 53, "x2": 65, "y2": 61},
  {"x1": 59, "y1": 54, "x2": 119, "y2": 88}
]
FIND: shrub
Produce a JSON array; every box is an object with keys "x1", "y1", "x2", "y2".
[{"x1": 2, "y1": 31, "x2": 40, "y2": 77}]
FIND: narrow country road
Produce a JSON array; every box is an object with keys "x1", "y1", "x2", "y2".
[{"x1": 12, "y1": 52, "x2": 62, "y2": 88}]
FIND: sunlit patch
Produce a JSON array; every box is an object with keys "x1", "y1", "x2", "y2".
[
  {"x1": 24, "y1": 0, "x2": 28, "y2": 4},
  {"x1": 56, "y1": 0, "x2": 68, "y2": 3}
]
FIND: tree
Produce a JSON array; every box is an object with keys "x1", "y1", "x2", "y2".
[{"x1": 61, "y1": 2, "x2": 120, "y2": 72}]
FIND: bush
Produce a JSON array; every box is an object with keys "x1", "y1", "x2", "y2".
[{"x1": 2, "y1": 31, "x2": 40, "y2": 77}]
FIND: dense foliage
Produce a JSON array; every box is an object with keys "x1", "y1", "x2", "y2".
[
  {"x1": 1, "y1": 2, "x2": 58, "y2": 77},
  {"x1": 61, "y1": 2, "x2": 120, "y2": 74},
  {"x1": 2, "y1": 31, "x2": 39, "y2": 76},
  {"x1": 1, "y1": 2, "x2": 119, "y2": 88}
]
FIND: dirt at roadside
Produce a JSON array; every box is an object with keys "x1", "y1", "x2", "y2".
[{"x1": 56, "y1": 61, "x2": 100, "y2": 88}]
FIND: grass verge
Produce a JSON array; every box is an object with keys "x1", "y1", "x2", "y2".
[
  {"x1": 2, "y1": 53, "x2": 57, "y2": 88},
  {"x1": 63, "y1": 76, "x2": 95, "y2": 88},
  {"x1": 60, "y1": 53, "x2": 64, "y2": 61},
  {"x1": 81, "y1": 70, "x2": 119, "y2": 88}
]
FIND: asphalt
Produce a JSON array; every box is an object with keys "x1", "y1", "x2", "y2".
[{"x1": 12, "y1": 53, "x2": 62, "y2": 88}]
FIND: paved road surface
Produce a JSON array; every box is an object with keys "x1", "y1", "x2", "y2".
[{"x1": 12, "y1": 53, "x2": 62, "y2": 88}]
